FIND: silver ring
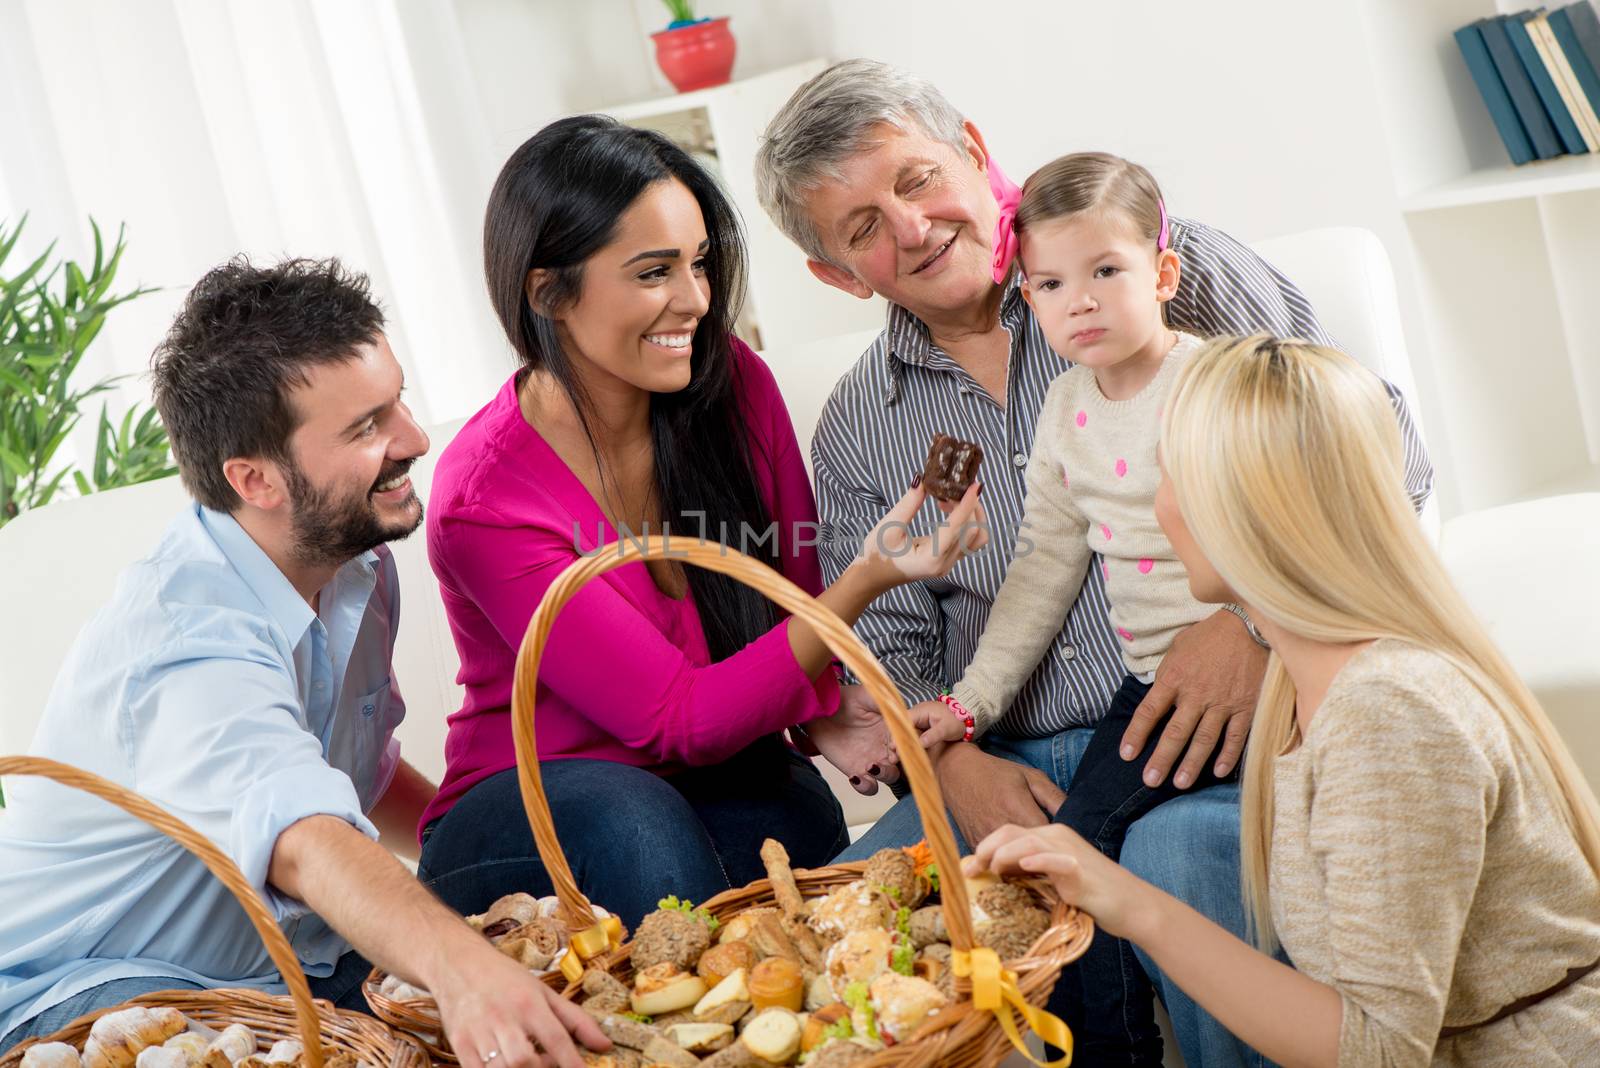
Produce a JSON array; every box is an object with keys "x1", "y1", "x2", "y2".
[{"x1": 482, "y1": 1052, "x2": 500, "y2": 1064}]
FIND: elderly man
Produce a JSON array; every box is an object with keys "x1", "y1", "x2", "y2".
[
  {"x1": 755, "y1": 60, "x2": 1431, "y2": 1066},
  {"x1": 0, "y1": 259, "x2": 607, "y2": 1068}
]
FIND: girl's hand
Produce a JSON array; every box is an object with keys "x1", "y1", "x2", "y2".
[
  {"x1": 964, "y1": 823, "x2": 1148, "y2": 939},
  {"x1": 854, "y1": 479, "x2": 988, "y2": 591},
  {"x1": 910, "y1": 699, "x2": 968, "y2": 748}
]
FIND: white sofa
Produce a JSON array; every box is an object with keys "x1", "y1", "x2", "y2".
[{"x1": 3, "y1": 226, "x2": 1592, "y2": 820}]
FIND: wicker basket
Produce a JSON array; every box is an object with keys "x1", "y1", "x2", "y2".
[
  {"x1": 377, "y1": 538, "x2": 1095, "y2": 1066},
  {"x1": 0, "y1": 757, "x2": 427, "y2": 1068}
]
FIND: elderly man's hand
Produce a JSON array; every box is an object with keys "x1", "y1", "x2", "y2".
[
  {"x1": 936, "y1": 743, "x2": 1065, "y2": 848},
  {"x1": 1120, "y1": 608, "x2": 1267, "y2": 789}
]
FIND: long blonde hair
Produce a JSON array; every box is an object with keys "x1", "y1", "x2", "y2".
[{"x1": 1161, "y1": 334, "x2": 1600, "y2": 951}]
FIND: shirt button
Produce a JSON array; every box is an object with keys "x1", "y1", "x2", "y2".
[
  {"x1": 1011, "y1": 452, "x2": 1027, "y2": 468},
  {"x1": 1060, "y1": 645, "x2": 1077, "y2": 661},
  {"x1": 314, "y1": 681, "x2": 327, "y2": 691}
]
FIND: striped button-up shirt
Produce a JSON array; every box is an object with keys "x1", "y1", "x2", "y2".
[{"x1": 811, "y1": 218, "x2": 1434, "y2": 737}]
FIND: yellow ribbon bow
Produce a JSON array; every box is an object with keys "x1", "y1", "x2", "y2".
[
  {"x1": 951, "y1": 945, "x2": 1073, "y2": 1067},
  {"x1": 559, "y1": 913, "x2": 625, "y2": 983}
]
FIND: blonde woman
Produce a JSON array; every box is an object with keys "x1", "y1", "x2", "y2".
[{"x1": 967, "y1": 335, "x2": 1600, "y2": 1066}]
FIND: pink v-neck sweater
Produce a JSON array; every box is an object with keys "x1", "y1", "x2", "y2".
[{"x1": 420, "y1": 339, "x2": 839, "y2": 829}]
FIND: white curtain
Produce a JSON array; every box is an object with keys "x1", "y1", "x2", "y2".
[{"x1": 0, "y1": 0, "x2": 514, "y2": 444}]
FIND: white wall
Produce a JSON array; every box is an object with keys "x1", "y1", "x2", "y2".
[
  {"x1": 454, "y1": 0, "x2": 1464, "y2": 514},
  {"x1": 2, "y1": 0, "x2": 1475, "y2": 513},
  {"x1": 0, "y1": 0, "x2": 515, "y2": 485}
]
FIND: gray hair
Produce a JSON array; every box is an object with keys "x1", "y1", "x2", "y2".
[{"x1": 754, "y1": 59, "x2": 968, "y2": 265}]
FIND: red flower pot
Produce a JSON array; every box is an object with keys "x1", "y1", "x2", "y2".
[{"x1": 651, "y1": 16, "x2": 736, "y2": 93}]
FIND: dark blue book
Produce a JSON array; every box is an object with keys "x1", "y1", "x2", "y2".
[
  {"x1": 1551, "y1": 8, "x2": 1600, "y2": 126},
  {"x1": 1479, "y1": 16, "x2": 1566, "y2": 157},
  {"x1": 1565, "y1": 3, "x2": 1600, "y2": 82},
  {"x1": 1503, "y1": 12, "x2": 1589, "y2": 153},
  {"x1": 1456, "y1": 22, "x2": 1537, "y2": 164}
]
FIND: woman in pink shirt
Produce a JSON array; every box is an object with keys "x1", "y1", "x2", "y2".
[{"x1": 416, "y1": 116, "x2": 987, "y2": 928}]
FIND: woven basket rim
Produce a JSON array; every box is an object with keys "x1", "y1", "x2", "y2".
[
  {"x1": 0, "y1": 758, "x2": 425, "y2": 1068},
  {"x1": 379, "y1": 536, "x2": 1095, "y2": 1067}
]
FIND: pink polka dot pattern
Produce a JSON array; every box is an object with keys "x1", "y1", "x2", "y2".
[
  {"x1": 1062, "y1": 470, "x2": 1070, "y2": 489},
  {"x1": 1117, "y1": 626, "x2": 1135, "y2": 641},
  {"x1": 1101, "y1": 560, "x2": 1109, "y2": 580},
  {"x1": 1100, "y1": 524, "x2": 1112, "y2": 541},
  {"x1": 1075, "y1": 410, "x2": 1087, "y2": 428},
  {"x1": 1115, "y1": 459, "x2": 1128, "y2": 478},
  {"x1": 1138, "y1": 558, "x2": 1154, "y2": 574}
]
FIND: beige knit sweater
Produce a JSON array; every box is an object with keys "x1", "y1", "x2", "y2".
[
  {"x1": 952, "y1": 332, "x2": 1211, "y2": 733},
  {"x1": 1271, "y1": 640, "x2": 1600, "y2": 1067}
]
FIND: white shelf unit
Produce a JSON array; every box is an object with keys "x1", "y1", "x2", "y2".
[
  {"x1": 1361, "y1": 0, "x2": 1600, "y2": 513},
  {"x1": 606, "y1": 60, "x2": 885, "y2": 352}
]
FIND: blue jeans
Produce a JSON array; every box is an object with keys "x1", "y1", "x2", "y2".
[
  {"x1": 1052, "y1": 677, "x2": 1238, "y2": 1067},
  {"x1": 837, "y1": 729, "x2": 1267, "y2": 1068},
  {"x1": 0, "y1": 951, "x2": 374, "y2": 1054},
  {"x1": 418, "y1": 752, "x2": 850, "y2": 930}
]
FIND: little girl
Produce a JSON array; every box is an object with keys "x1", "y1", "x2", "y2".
[{"x1": 913, "y1": 152, "x2": 1236, "y2": 1065}]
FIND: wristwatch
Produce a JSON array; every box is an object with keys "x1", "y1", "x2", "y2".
[{"x1": 1221, "y1": 602, "x2": 1270, "y2": 649}]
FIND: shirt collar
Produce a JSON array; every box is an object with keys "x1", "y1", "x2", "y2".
[
  {"x1": 879, "y1": 275, "x2": 1029, "y2": 405},
  {"x1": 196, "y1": 504, "x2": 378, "y2": 645}
]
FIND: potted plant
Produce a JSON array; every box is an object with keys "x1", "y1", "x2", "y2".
[
  {"x1": 0, "y1": 216, "x2": 175, "y2": 529},
  {"x1": 650, "y1": 0, "x2": 736, "y2": 93}
]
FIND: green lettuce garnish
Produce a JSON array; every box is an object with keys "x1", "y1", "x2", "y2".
[
  {"x1": 925, "y1": 863, "x2": 940, "y2": 893},
  {"x1": 825, "y1": 1017, "x2": 854, "y2": 1041},
  {"x1": 876, "y1": 883, "x2": 902, "y2": 904},
  {"x1": 844, "y1": 981, "x2": 880, "y2": 1042},
  {"x1": 895, "y1": 906, "x2": 912, "y2": 939},
  {"x1": 657, "y1": 895, "x2": 721, "y2": 932},
  {"x1": 620, "y1": 1011, "x2": 653, "y2": 1024},
  {"x1": 891, "y1": 939, "x2": 916, "y2": 976}
]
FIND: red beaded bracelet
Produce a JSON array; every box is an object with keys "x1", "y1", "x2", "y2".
[{"x1": 936, "y1": 691, "x2": 976, "y2": 743}]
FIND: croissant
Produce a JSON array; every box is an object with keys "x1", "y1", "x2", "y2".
[
  {"x1": 199, "y1": 1024, "x2": 254, "y2": 1068},
  {"x1": 20, "y1": 1043, "x2": 82, "y2": 1068},
  {"x1": 262, "y1": 1041, "x2": 302, "y2": 1065},
  {"x1": 134, "y1": 1048, "x2": 189, "y2": 1068},
  {"x1": 81, "y1": 1008, "x2": 187, "y2": 1068},
  {"x1": 498, "y1": 918, "x2": 563, "y2": 970},
  {"x1": 480, "y1": 893, "x2": 540, "y2": 938},
  {"x1": 158, "y1": 1034, "x2": 209, "y2": 1068}
]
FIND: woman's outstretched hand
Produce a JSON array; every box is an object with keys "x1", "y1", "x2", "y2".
[{"x1": 853, "y1": 478, "x2": 988, "y2": 590}]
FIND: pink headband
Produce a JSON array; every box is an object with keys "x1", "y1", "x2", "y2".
[
  {"x1": 989, "y1": 154, "x2": 1171, "y2": 284},
  {"x1": 988, "y1": 156, "x2": 1022, "y2": 285}
]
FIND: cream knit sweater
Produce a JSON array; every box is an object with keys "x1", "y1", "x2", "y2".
[
  {"x1": 1272, "y1": 640, "x2": 1600, "y2": 1066},
  {"x1": 951, "y1": 332, "x2": 1210, "y2": 733}
]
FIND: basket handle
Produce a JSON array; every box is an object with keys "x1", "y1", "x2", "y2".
[
  {"x1": 0, "y1": 757, "x2": 325, "y2": 1068},
  {"x1": 510, "y1": 537, "x2": 977, "y2": 952}
]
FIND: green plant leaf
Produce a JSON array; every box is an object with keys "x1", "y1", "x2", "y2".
[
  {"x1": 0, "y1": 216, "x2": 162, "y2": 519},
  {"x1": 65, "y1": 261, "x2": 88, "y2": 308},
  {"x1": 33, "y1": 467, "x2": 71, "y2": 508},
  {"x1": 4, "y1": 242, "x2": 57, "y2": 298},
  {"x1": 0, "y1": 214, "x2": 26, "y2": 272},
  {"x1": 0, "y1": 443, "x2": 27, "y2": 476}
]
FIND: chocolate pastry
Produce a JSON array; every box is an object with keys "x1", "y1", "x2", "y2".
[{"x1": 921, "y1": 433, "x2": 983, "y2": 501}]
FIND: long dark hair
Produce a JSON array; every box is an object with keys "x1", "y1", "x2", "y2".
[{"x1": 484, "y1": 115, "x2": 780, "y2": 665}]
